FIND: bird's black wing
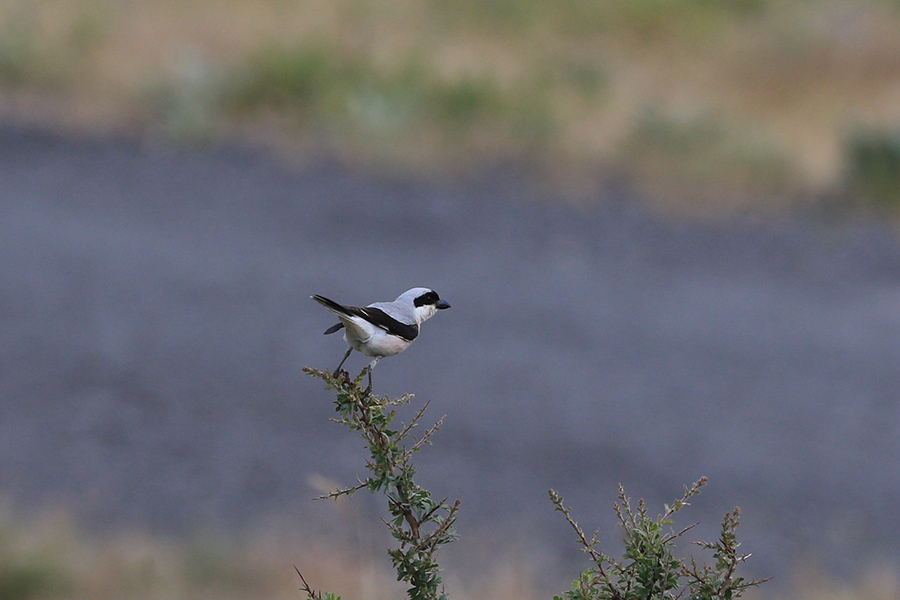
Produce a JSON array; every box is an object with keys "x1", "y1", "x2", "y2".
[
  {"x1": 357, "y1": 306, "x2": 419, "y2": 342},
  {"x1": 312, "y1": 294, "x2": 418, "y2": 341}
]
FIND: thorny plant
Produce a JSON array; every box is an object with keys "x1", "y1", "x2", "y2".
[
  {"x1": 299, "y1": 366, "x2": 766, "y2": 600},
  {"x1": 301, "y1": 367, "x2": 460, "y2": 600},
  {"x1": 295, "y1": 566, "x2": 339, "y2": 600},
  {"x1": 549, "y1": 477, "x2": 769, "y2": 600}
]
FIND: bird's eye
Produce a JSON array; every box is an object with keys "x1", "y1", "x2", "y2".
[{"x1": 414, "y1": 291, "x2": 439, "y2": 307}]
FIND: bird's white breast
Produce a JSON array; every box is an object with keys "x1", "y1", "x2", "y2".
[{"x1": 341, "y1": 316, "x2": 412, "y2": 357}]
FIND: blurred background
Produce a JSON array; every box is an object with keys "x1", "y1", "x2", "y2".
[{"x1": 2, "y1": 1, "x2": 900, "y2": 599}]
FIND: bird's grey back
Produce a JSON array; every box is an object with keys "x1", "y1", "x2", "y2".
[
  {"x1": 367, "y1": 299, "x2": 416, "y2": 326},
  {"x1": 367, "y1": 287, "x2": 436, "y2": 325}
]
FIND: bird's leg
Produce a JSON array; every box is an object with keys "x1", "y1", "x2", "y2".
[
  {"x1": 334, "y1": 347, "x2": 353, "y2": 376},
  {"x1": 365, "y1": 357, "x2": 381, "y2": 395}
]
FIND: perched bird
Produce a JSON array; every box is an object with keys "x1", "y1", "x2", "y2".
[{"x1": 312, "y1": 287, "x2": 451, "y2": 391}]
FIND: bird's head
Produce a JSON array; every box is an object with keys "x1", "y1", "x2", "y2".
[{"x1": 401, "y1": 287, "x2": 451, "y2": 324}]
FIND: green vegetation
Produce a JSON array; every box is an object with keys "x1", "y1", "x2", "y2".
[
  {"x1": 843, "y1": 130, "x2": 900, "y2": 211},
  {"x1": 0, "y1": 4, "x2": 43, "y2": 86},
  {"x1": 302, "y1": 367, "x2": 460, "y2": 600},
  {"x1": 0, "y1": 366, "x2": 893, "y2": 599},
  {"x1": 550, "y1": 478, "x2": 767, "y2": 600},
  {"x1": 2, "y1": 0, "x2": 900, "y2": 208},
  {"x1": 225, "y1": 45, "x2": 511, "y2": 134},
  {"x1": 0, "y1": 519, "x2": 70, "y2": 600},
  {"x1": 0, "y1": 562, "x2": 65, "y2": 600},
  {"x1": 301, "y1": 367, "x2": 766, "y2": 600}
]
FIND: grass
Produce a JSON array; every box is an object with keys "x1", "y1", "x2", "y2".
[
  {"x1": 2, "y1": 0, "x2": 900, "y2": 209},
  {"x1": 842, "y1": 130, "x2": 900, "y2": 211},
  {"x1": 0, "y1": 505, "x2": 895, "y2": 600}
]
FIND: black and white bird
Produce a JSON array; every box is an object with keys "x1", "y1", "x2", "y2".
[{"x1": 312, "y1": 287, "x2": 451, "y2": 391}]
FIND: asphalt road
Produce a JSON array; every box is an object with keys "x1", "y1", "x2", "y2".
[{"x1": 1, "y1": 124, "x2": 898, "y2": 585}]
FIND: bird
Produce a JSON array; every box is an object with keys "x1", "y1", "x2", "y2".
[{"x1": 312, "y1": 287, "x2": 451, "y2": 392}]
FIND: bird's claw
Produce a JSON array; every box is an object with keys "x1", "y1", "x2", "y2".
[{"x1": 331, "y1": 368, "x2": 349, "y2": 384}]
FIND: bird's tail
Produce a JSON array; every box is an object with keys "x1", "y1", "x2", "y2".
[
  {"x1": 312, "y1": 294, "x2": 350, "y2": 315},
  {"x1": 312, "y1": 295, "x2": 350, "y2": 335},
  {"x1": 323, "y1": 322, "x2": 344, "y2": 334}
]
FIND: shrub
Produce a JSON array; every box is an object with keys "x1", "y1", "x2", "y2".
[
  {"x1": 550, "y1": 477, "x2": 769, "y2": 600},
  {"x1": 302, "y1": 367, "x2": 459, "y2": 600},
  {"x1": 302, "y1": 367, "x2": 766, "y2": 600}
]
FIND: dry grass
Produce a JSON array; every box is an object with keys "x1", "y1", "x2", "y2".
[
  {"x1": 748, "y1": 563, "x2": 900, "y2": 600},
  {"x1": 3, "y1": 0, "x2": 900, "y2": 210},
  {"x1": 0, "y1": 505, "x2": 897, "y2": 600},
  {"x1": 0, "y1": 505, "x2": 545, "y2": 600}
]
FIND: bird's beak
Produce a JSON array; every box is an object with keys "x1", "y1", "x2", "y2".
[{"x1": 436, "y1": 300, "x2": 451, "y2": 310}]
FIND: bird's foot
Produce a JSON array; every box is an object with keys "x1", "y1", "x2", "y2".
[
  {"x1": 364, "y1": 366, "x2": 375, "y2": 396},
  {"x1": 330, "y1": 368, "x2": 349, "y2": 385}
]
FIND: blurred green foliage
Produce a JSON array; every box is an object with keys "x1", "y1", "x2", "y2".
[
  {"x1": 3, "y1": 0, "x2": 900, "y2": 208},
  {"x1": 0, "y1": 7, "x2": 38, "y2": 85},
  {"x1": 224, "y1": 44, "x2": 529, "y2": 138},
  {"x1": 0, "y1": 562, "x2": 64, "y2": 600},
  {"x1": 844, "y1": 131, "x2": 900, "y2": 210},
  {"x1": 429, "y1": 0, "x2": 764, "y2": 38},
  {"x1": 0, "y1": 525, "x2": 69, "y2": 600},
  {"x1": 229, "y1": 47, "x2": 352, "y2": 113}
]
